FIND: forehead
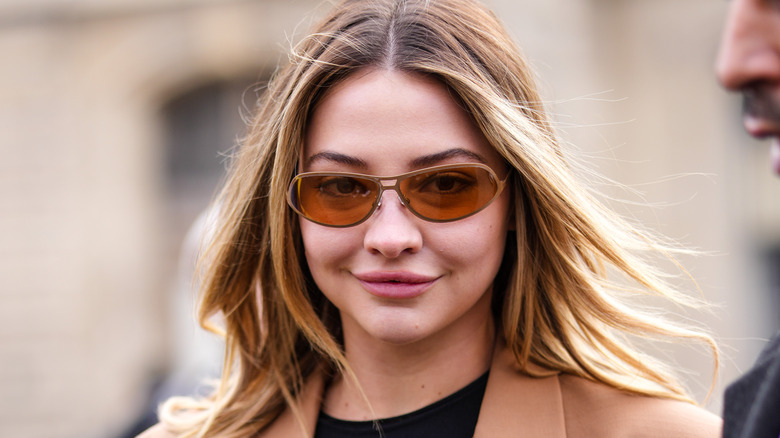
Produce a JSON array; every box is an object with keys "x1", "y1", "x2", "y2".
[{"x1": 303, "y1": 68, "x2": 503, "y2": 173}]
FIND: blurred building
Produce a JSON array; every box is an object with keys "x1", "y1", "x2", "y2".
[{"x1": 0, "y1": 0, "x2": 777, "y2": 437}]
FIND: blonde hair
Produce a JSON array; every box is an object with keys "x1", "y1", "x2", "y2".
[{"x1": 160, "y1": 0, "x2": 717, "y2": 436}]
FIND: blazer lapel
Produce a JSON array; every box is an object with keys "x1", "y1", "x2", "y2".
[
  {"x1": 260, "y1": 344, "x2": 568, "y2": 437},
  {"x1": 474, "y1": 345, "x2": 568, "y2": 438}
]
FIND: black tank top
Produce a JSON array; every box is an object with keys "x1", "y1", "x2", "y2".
[{"x1": 313, "y1": 371, "x2": 489, "y2": 438}]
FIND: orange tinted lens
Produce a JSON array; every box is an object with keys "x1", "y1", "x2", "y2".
[
  {"x1": 292, "y1": 174, "x2": 379, "y2": 226},
  {"x1": 400, "y1": 166, "x2": 498, "y2": 221}
]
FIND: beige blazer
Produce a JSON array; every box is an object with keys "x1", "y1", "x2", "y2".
[
  {"x1": 142, "y1": 344, "x2": 721, "y2": 437},
  {"x1": 260, "y1": 345, "x2": 721, "y2": 437}
]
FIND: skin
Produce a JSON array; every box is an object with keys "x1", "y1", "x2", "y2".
[
  {"x1": 299, "y1": 68, "x2": 512, "y2": 420},
  {"x1": 717, "y1": 0, "x2": 780, "y2": 174}
]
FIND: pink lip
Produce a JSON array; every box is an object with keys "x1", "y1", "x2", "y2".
[
  {"x1": 744, "y1": 115, "x2": 780, "y2": 139},
  {"x1": 352, "y1": 271, "x2": 439, "y2": 299}
]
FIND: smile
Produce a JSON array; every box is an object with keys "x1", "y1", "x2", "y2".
[{"x1": 353, "y1": 271, "x2": 439, "y2": 299}]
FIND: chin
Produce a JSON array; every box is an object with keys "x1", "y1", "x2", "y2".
[
  {"x1": 771, "y1": 137, "x2": 780, "y2": 175},
  {"x1": 365, "y1": 321, "x2": 429, "y2": 346},
  {"x1": 372, "y1": 333, "x2": 426, "y2": 347}
]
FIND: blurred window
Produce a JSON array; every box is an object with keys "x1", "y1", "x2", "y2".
[
  {"x1": 160, "y1": 77, "x2": 261, "y2": 259},
  {"x1": 163, "y1": 79, "x2": 257, "y2": 200}
]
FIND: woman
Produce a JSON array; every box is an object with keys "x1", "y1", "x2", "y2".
[{"x1": 142, "y1": 0, "x2": 721, "y2": 436}]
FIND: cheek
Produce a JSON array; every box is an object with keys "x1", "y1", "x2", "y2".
[
  {"x1": 454, "y1": 195, "x2": 511, "y2": 253},
  {"x1": 432, "y1": 209, "x2": 510, "y2": 274},
  {"x1": 299, "y1": 220, "x2": 359, "y2": 274}
]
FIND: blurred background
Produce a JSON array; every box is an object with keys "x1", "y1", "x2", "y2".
[{"x1": 1, "y1": 0, "x2": 778, "y2": 436}]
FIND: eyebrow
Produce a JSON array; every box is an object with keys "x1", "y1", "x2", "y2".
[
  {"x1": 305, "y1": 147, "x2": 487, "y2": 170},
  {"x1": 305, "y1": 151, "x2": 369, "y2": 169},
  {"x1": 409, "y1": 148, "x2": 487, "y2": 168}
]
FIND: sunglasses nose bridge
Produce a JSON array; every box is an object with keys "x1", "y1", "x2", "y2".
[{"x1": 376, "y1": 178, "x2": 410, "y2": 207}]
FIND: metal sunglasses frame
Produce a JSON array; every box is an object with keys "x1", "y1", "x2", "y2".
[{"x1": 286, "y1": 162, "x2": 508, "y2": 228}]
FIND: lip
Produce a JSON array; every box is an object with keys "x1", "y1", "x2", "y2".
[
  {"x1": 352, "y1": 271, "x2": 439, "y2": 299},
  {"x1": 743, "y1": 115, "x2": 780, "y2": 139}
]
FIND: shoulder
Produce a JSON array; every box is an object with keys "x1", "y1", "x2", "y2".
[
  {"x1": 135, "y1": 423, "x2": 178, "y2": 438},
  {"x1": 557, "y1": 374, "x2": 722, "y2": 438}
]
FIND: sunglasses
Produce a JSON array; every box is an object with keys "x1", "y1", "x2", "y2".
[{"x1": 286, "y1": 163, "x2": 508, "y2": 227}]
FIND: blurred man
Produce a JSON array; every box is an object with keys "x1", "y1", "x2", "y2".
[
  {"x1": 718, "y1": 0, "x2": 780, "y2": 175},
  {"x1": 716, "y1": 1, "x2": 780, "y2": 437}
]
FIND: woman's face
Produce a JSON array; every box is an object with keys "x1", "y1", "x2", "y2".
[{"x1": 300, "y1": 69, "x2": 512, "y2": 349}]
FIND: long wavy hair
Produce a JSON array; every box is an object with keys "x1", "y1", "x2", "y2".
[{"x1": 160, "y1": 0, "x2": 717, "y2": 436}]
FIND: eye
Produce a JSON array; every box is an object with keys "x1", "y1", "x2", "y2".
[
  {"x1": 416, "y1": 171, "x2": 475, "y2": 194},
  {"x1": 317, "y1": 176, "x2": 371, "y2": 197}
]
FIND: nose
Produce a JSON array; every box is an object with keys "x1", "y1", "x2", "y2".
[
  {"x1": 716, "y1": 0, "x2": 780, "y2": 91},
  {"x1": 363, "y1": 191, "x2": 423, "y2": 258}
]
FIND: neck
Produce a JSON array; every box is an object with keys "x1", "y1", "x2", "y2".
[{"x1": 322, "y1": 310, "x2": 495, "y2": 420}]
